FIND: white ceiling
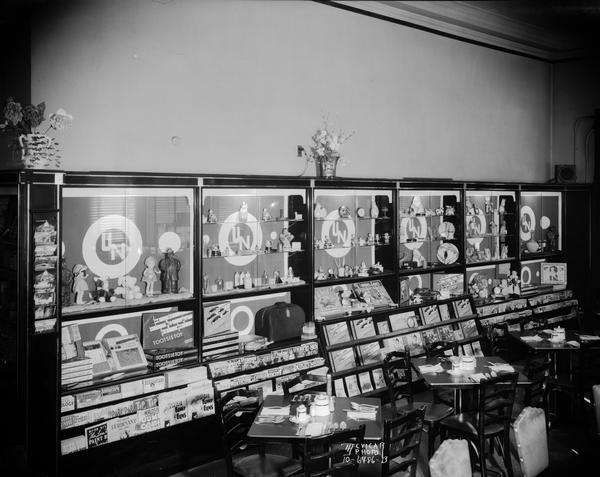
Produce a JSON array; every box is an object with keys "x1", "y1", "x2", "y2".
[{"x1": 332, "y1": 0, "x2": 600, "y2": 61}]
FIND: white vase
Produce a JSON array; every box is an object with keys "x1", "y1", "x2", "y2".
[{"x1": 18, "y1": 133, "x2": 61, "y2": 169}]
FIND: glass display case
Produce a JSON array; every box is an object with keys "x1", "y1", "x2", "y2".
[
  {"x1": 398, "y1": 189, "x2": 461, "y2": 271},
  {"x1": 464, "y1": 190, "x2": 517, "y2": 264},
  {"x1": 313, "y1": 188, "x2": 394, "y2": 282},
  {"x1": 519, "y1": 191, "x2": 562, "y2": 257},
  {"x1": 61, "y1": 187, "x2": 195, "y2": 315},
  {"x1": 201, "y1": 187, "x2": 308, "y2": 296}
]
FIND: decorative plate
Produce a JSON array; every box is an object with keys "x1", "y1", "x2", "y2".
[
  {"x1": 356, "y1": 207, "x2": 365, "y2": 218},
  {"x1": 437, "y1": 243, "x2": 459, "y2": 265}
]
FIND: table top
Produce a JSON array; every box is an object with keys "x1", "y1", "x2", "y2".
[
  {"x1": 413, "y1": 356, "x2": 530, "y2": 388},
  {"x1": 247, "y1": 394, "x2": 383, "y2": 442},
  {"x1": 510, "y1": 329, "x2": 600, "y2": 351}
]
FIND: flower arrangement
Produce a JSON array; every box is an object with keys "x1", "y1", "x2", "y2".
[
  {"x1": 0, "y1": 98, "x2": 72, "y2": 169},
  {"x1": 1, "y1": 98, "x2": 73, "y2": 139},
  {"x1": 299, "y1": 118, "x2": 354, "y2": 178}
]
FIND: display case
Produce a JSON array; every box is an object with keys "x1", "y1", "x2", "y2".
[
  {"x1": 519, "y1": 191, "x2": 562, "y2": 258},
  {"x1": 200, "y1": 183, "x2": 311, "y2": 346},
  {"x1": 397, "y1": 187, "x2": 463, "y2": 305},
  {"x1": 464, "y1": 190, "x2": 517, "y2": 265}
]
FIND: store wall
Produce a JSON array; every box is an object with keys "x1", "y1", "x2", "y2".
[
  {"x1": 552, "y1": 58, "x2": 600, "y2": 183},
  {"x1": 31, "y1": 0, "x2": 553, "y2": 181}
]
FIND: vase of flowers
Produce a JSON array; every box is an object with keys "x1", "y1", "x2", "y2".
[
  {"x1": 300, "y1": 120, "x2": 353, "y2": 179},
  {"x1": 0, "y1": 98, "x2": 72, "y2": 170}
]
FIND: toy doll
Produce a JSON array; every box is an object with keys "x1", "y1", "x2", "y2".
[
  {"x1": 142, "y1": 256, "x2": 160, "y2": 296},
  {"x1": 72, "y1": 264, "x2": 89, "y2": 304},
  {"x1": 159, "y1": 248, "x2": 181, "y2": 294}
]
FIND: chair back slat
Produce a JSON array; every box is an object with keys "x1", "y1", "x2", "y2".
[
  {"x1": 477, "y1": 372, "x2": 518, "y2": 433},
  {"x1": 425, "y1": 340, "x2": 457, "y2": 359},
  {"x1": 383, "y1": 408, "x2": 425, "y2": 477},
  {"x1": 302, "y1": 425, "x2": 365, "y2": 477},
  {"x1": 524, "y1": 359, "x2": 551, "y2": 408},
  {"x1": 383, "y1": 351, "x2": 414, "y2": 406}
]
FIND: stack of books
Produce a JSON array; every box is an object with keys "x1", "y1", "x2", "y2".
[
  {"x1": 62, "y1": 357, "x2": 94, "y2": 386},
  {"x1": 201, "y1": 331, "x2": 239, "y2": 360},
  {"x1": 145, "y1": 347, "x2": 198, "y2": 371}
]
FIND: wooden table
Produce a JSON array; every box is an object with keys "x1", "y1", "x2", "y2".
[
  {"x1": 412, "y1": 356, "x2": 530, "y2": 412},
  {"x1": 247, "y1": 394, "x2": 383, "y2": 443}
]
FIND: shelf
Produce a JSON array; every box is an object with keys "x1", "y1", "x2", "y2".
[
  {"x1": 314, "y1": 271, "x2": 395, "y2": 286},
  {"x1": 399, "y1": 238, "x2": 458, "y2": 244},
  {"x1": 323, "y1": 314, "x2": 479, "y2": 352},
  {"x1": 206, "y1": 337, "x2": 318, "y2": 363},
  {"x1": 202, "y1": 281, "x2": 308, "y2": 301},
  {"x1": 398, "y1": 215, "x2": 457, "y2": 220},
  {"x1": 465, "y1": 258, "x2": 516, "y2": 267},
  {"x1": 203, "y1": 249, "x2": 305, "y2": 259},
  {"x1": 315, "y1": 304, "x2": 402, "y2": 325},
  {"x1": 314, "y1": 217, "x2": 391, "y2": 222},
  {"x1": 203, "y1": 218, "x2": 305, "y2": 225},
  {"x1": 397, "y1": 263, "x2": 463, "y2": 275},
  {"x1": 61, "y1": 293, "x2": 195, "y2": 319},
  {"x1": 314, "y1": 243, "x2": 392, "y2": 251},
  {"x1": 60, "y1": 360, "x2": 203, "y2": 396},
  {"x1": 520, "y1": 250, "x2": 563, "y2": 261},
  {"x1": 210, "y1": 352, "x2": 320, "y2": 381},
  {"x1": 465, "y1": 234, "x2": 514, "y2": 239},
  {"x1": 464, "y1": 212, "x2": 515, "y2": 217}
]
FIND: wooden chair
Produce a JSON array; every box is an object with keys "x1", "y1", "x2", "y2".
[
  {"x1": 424, "y1": 341, "x2": 458, "y2": 407},
  {"x1": 300, "y1": 424, "x2": 365, "y2": 477},
  {"x1": 512, "y1": 358, "x2": 551, "y2": 430},
  {"x1": 439, "y1": 372, "x2": 519, "y2": 477},
  {"x1": 382, "y1": 408, "x2": 425, "y2": 477},
  {"x1": 217, "y1": 389, "x2": 302, "y2": 477},
  {"x1": 382, "y1": 351, "x2": 453, "y2": 459}
]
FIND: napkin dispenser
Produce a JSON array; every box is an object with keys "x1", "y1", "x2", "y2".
[{"x1": 311, "y1": 394, "x2": 331, "y2": 416}]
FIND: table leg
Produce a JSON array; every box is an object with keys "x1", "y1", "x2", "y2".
[{"x1": 454, "y1": 389, "x2": 462, "y2": 414}]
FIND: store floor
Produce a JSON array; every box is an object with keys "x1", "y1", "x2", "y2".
[{"x1": 169, "y1": 419, "x2": 595, "y2": 477}]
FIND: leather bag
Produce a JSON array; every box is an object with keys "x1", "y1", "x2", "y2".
[{"x1": 255, "y1": 302, "x2": 305, "y2": 342}]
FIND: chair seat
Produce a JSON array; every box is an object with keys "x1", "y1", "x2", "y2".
[
  {"x1": 382, "y1": 400, "x2": 453, "y2": 423},
  {"x1": 232, "y1": 452, "x2": 302, "y2": 477},
  {"x1": 440, "y1": 412, "x2": 505, "y2": 438}
]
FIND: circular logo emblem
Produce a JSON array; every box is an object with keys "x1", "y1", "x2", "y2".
[
  {"x1": 520, "y1": 206, "x2": 536, "y2": 241},
  {"x1": 82, "y1": 215, "x2": 143, "y2": 279},
  {"x1": 230, "y1": 305, "x2": 255, "y2": 335},
  {"x1": 399, "y1": 217, "x2": 427, "y2": 251},
  {"x1": 321, "y1": 210, "x2": 355, "y2": 258},
  {"x1": 218, "y1": 212, "x2": 262, "y2": 266}
]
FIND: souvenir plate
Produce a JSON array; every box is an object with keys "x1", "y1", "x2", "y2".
[{"x1": 437, "y1": 243, "x2": 459, "y2": 265}]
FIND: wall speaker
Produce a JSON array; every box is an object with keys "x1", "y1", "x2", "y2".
[{"x1": 554, "y1": 164, "x2": 576, "y2": 183}]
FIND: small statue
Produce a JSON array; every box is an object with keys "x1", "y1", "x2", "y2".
[
  {"x1": 261, "y1": 208, "x2": 272, "y2": 221},
  {"x1": 93, "y1": 276, "x2": 115, "y2": 303},
  {"x1": 358, "y1": 236, "x2": 366, "y2": 246},
  {"x1": 314, "y1": 202, "x2": 327, "y2": 219},
  {"x1": 287, "y1": 266, "x2": 294, "y2": 280},
  {"x1": 498, "y1": 199, "x2": 506, "y2": 215},
  {"x1": 279, "y1": 227, "x2": 294, "y2": 251},
  {"x1": 485, "y1": 197, "x2": 493, "y2": 214},
  {"x1": 159, "y1": 248, "x2": 181, "y2": 294},
  {"x1": 465, "y1": 199, "x2": 473, "y2": 215},
  {"x1": 366, "y1": 233, "x2": 374, "y2": 245},
  {"x1": 546, "y1": 226, "x2": 557, "y2": 251},
  {"x1": 338, "y1": 205, "x2": 351, "y2": 219},
  {"x1": 72, "y1": 264, "x2": 90, "y2": 305},
  {"x1": 238, "y1": 201, "x2": 249, "y2": 222},
  {"x1": 500, "y1": 244, "x2": 508, "y2": 259},
  {"x1": 445, "y1": 205, "x2": 455, "y2": 216},
  {"x1": 508, "y1": 270, "x2": 521, "y2": 296},
  {"x1": 265, "y1": 239, "x2": 273, "y2": 253},
  {"x1": 207, "y1": 209, "x2": 218, "y2": 223},
  {"x1": 142, "y1": 256, "x2": 160, "y2": 296},
  {"x1": 435, "y1": 207, "x2": 444, "y2": 216},
  {"x1": 274, "y1": 270, "x2": 283, "y2": 284},
  {"x1": 383, "y1": 232, "x2": 390, "y2": 244}
]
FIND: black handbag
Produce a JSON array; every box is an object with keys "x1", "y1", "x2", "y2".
[{"x1": 254, "y1": 302, "x2": 305, "y2": 342}]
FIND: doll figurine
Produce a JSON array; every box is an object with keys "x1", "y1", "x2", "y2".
[
  {"x1": 159, "y1": 248, "x2": 181, "y2": 294},
  {"x1": 207, "y1": 209, "x2": 217, "y2": 223},
  {"x1": 142, "y1": 256, "x2": 160, "y2": 296},
  {"x1": 238, "y1": 201, "x2": 249, "y2": 222},
  {"x1": 279, "y1": 227, "x2": 294, "y2": 251},
  {"x1": 261, "y1": 208, "x2": 272, "y2": 221},
  {"x1": 72, "y1": 264, "x2": 89, "y2": 304}
]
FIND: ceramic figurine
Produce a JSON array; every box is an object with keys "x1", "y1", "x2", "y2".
[
  {"x1": 435, "y1": 207, "x2": 444, "y2": 216},
  {"x1": 485, "y1": 197, "x2": 493, "y2": 214},
  {"x1": 279, "y1": 227, "x2": 294, "y2": 251},
  {"x1": 93, "y1": 276, "x2": 116, "y2": 303},
  {"x1": 244, "y1": 271, "x2": 252, "y2": 289},
  {"x1": 327, "y1": 268, "x2": 336, "y2": 279},
  {"x1": 374, "y1": 233, "x2": 380, "y2": 245},
  {"x1": 465, "y1": 200, "x2": 473, "y2": 215},
  {"x1": 261, "y1": 208, "x2": 272, "y2": 221},
  {"x1": 358, "y1": 236, "x2": 366, "y2": 246},
  {"x1": 500, "y1": 220, "x2": 507, "y2": 238},
  {"x1": 501, "y1": 244, "x2": 508, "y2": 259},
  {"x1": 274, "y1": 270, "x2": 283, "y2": 284},
  {"x1": 72, "y1": 264, "x2": 89, "y2": 304},
  {"x1": 207, "y1": 209, "x2": 218, "y2": 223},
  {"x1": 265, "y1": 239, "x2": 272, "y2": 253},
  {"x1": 425, "y1": 208, "x2": 434, "y2": 217},
  {"x1": 383, "y1": 232, "x2": 390, "y2": 244},
  {"x1": 366, "y1": 233, "x2": 374, "y2": 245},
  {"x1": 203, "y1": 273, "x2": 209, "y2": 293},
  {"x1": 314, "y1": 202, "x2": 327, "y2": 219},
  {"x1": 338, "y1": 205, "x2": 351, "y2": 219},
  {"x1": 498, "y1": 199, "x2": 506, "y2": 215},
  {"x1": 216, "y1": 277, "x2": 224, "y2": 291},
  {"x1": 350, "y1": 235, "x2": 357, "y2": 247},
  {"x1": 490, "y1": 222, "x2": 499, "y2": 236},
  {"x1": 223, "y1": 246, "x2": 231, "y2": 257},
  {"x1": 508, "y1": 270, "x2": 521, "y2": 296},
  {"x1": 370, "y1": 199, "x2": 379, "y2": 218},
  {"x1": 381, "y1": 203, "x2": 389, "y2": 219},
  {"x1": 238, "y1": 201, "x2": 249, "y2": 222},
  {"x1": 142, "y1": 256, "x2": 160, "y2": 296},
  {"x1": 546, "y1": 226, "x2": 557, "y2": 251},
  {"x1": 234, "y1": 271, "x2": 241, "y2": 288},
  {"x1": 445, "y1": 205, "x2": 455, "y2": 216},
  {"x1": 287, "y1": 266, "x2": 294, "y2": 279},
  {"x1": 262, "y1": 270, "x2": 269, "y2": 285},
  {"x1": 159, "y1": 248, "x2": 181, "y2": 294}
]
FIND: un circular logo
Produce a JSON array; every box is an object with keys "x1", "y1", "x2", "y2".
[
  {"x1": 321, "y1": 210, "x2": 355, "y2": 258},
  {"x1": 81, "y1": 214, "x2": 143, "y2": 279},
  {"x1": 218, "y1": 212, "x2": 262, "y2": 266}
]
